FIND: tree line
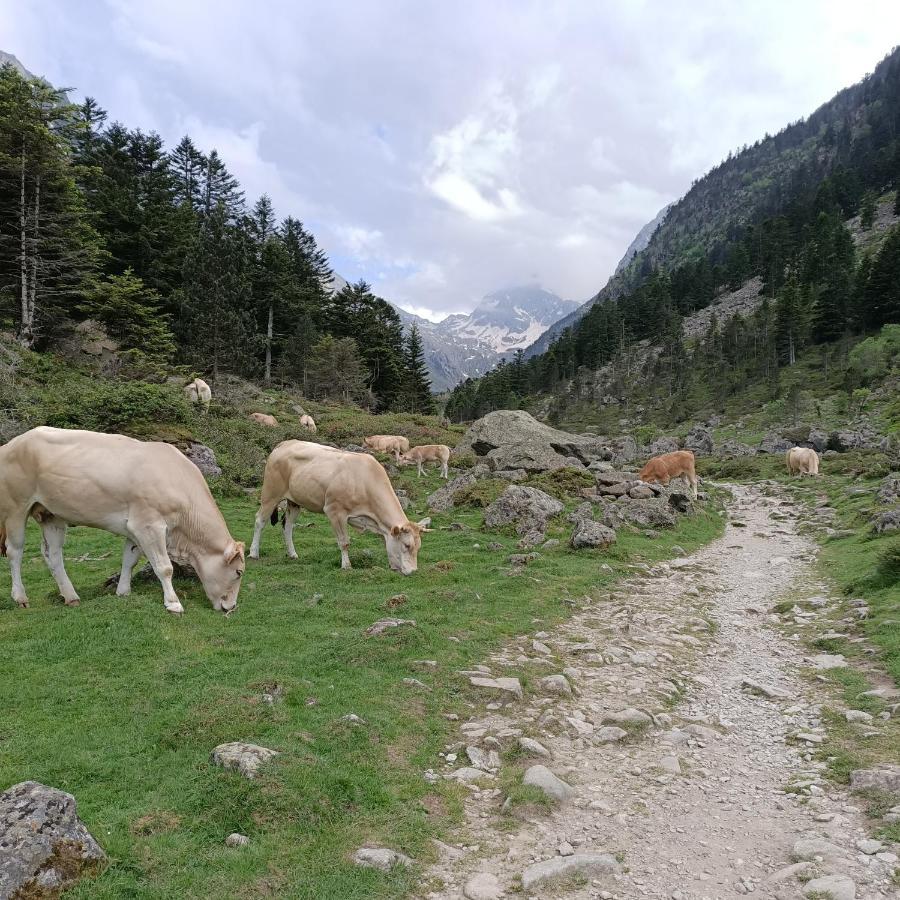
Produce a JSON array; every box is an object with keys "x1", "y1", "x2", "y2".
[{"x1": 0, "y1": 64, "x2": 434, "y2": 413}]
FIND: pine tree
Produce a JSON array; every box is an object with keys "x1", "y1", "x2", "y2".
[
  {"x1": 403, "y1": 325, "x2": 435, "y2": 413},
  {"x1": 308, "y1": 335, "x2": 367, "y2": 403},
  {"x1": 860, "y1": 190, "x2": 877, "y2": 230},
  {"x1": 169, "y1": 135, "x2": 206, "y2": 210},
  {"x1": 202, "y1": 149, "x2": 244, "y2": 220},
  {"x1": 0, "y1": 64, "x2": 102, "y2": 346}
]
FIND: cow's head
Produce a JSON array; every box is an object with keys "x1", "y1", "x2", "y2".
[
  {"x1": 385, "y1": 519, "x2": 430, "y2": 575},
  {"x1": 195, "y1": 540, "x2": 245, "y2": 614}
]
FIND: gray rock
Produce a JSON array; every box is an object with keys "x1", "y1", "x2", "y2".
[
  {"x1": 650, "y1": 436, "x2": 680, "y2": 454},
  {"x1": 718, "y1": 439, "x2": 757, "y2": 457},
  {"x1": 353, "y1": 847, "x2": 413, "y2": 871},
  {"x1": 809, "y1": 654, "x2": 847, "y2": 670},
  {"x1": 684, "y1": 425, "x2": 713, "y2": 456},
  {"x1": 486, "y1": 443, "x2": 583, "y2": 473},
  {"x1": 0, "y1": 781, "x2": 107, "y2": 899},
  {"x1": 225, "y1": 832, "x2": 250, "y2": 847},
  {"x1": 447, "y1": 767, "x2": 492, "y2": 784},
  {"x1": 181, "y1": 442, "x2": 222, "y2": 477},
  {"x1": 855, "y1": 838, "x2": 883, "y2": 855},
  {"x1": 600, "y1": 497, "x2": 679, "y2": 529},
  {"x1": 659, "y1": 755, "x2": 681, "y2": 774},
  {"x1": 522, "y1": 765, "x2": 574, "y2": 802},
  {"x1": 517, "y1": 737, "x2": 552, "y2": 758},
  {"x1": 571, "y1": 519, "x2": 617, "y2": 549},
  {"x1": 595, "y1": 726, "x2": 628, "y2": 744},
  {"x1": 741, "y1": 678, "x2": 791, "y2": 700},
  {"x1": 877, "y1": 473, "x2": 900, "y2": 505},
  {"x1": 792, "y1": 837, "x2": 846, "y2": 863},
  {"x1": 484, "y1": 486, "x2": 563, "y2": 544},
  {"x1": 539, "y1": 674, "x2": 572, "y2": 697},
  {"x1": 872, "y1": 508, "x2": 900, "y2": 534},
  {"x1": 667, "y1": 492, "x2": 695, "y2": 515},
  {"x1": 628, "y1": 484, "x2": 655, "y2": 500},
  {"x1": 844, "y1": 710, "x2": 873, "y2": 724},
  {"x1": 469, "y1": 676, "x2": 523, "y2": 700},
  {"x1": 364, "y1": 617, "x2": 417, "y2": 637},
  {"x1": 427, "y1": 472, "x2": 482, "y2": 512},
  {"x1": 464, "y1": 872, "x2": 504, "y2": 900},
  {"x1": 828, "y1": 429, "x2": 882, "y2": 452},
  {"x1": 210, "y1": 742, "x2": 279, "y2": 779},
  {"x1": 849, "y1": 766, "x2": 900, "y2": 793},
  {"x1": 567, "y1": 502, "x2": 595, "y2": 523},
  {"x1": 521, "y1": 853, "x2": 620, "y2": 890},
  {"x1": 802, "y1": 875, "x2": 855, "y2": 900},
  {"x1": 759, "y1": 433, "x2": 793, "y2": 454},
  {"x1": 604, "y1": 707, "x2": 652, "y2": 728}
]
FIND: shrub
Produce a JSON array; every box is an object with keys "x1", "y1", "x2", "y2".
[
  {"x1": 877, "y1": 537, "x2": 900, "y2": 582},
  {"x1": 452, "y1": 479, "x2": 506, "y2": 508},
  {"x1": 525, "y1": 467, "x2": 596, "y2": 500}
]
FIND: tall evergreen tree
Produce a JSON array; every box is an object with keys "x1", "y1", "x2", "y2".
[{"x1": 403, "y1": 325, "x2": 435, "y2": 413}]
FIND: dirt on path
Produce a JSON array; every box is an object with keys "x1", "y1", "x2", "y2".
[{"x1": 423, "y1": 484, "x2": 899, "y2": 900}]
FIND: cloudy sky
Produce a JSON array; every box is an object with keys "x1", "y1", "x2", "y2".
[{"x1": 3, "y1": 2, "x2": 900, "y2": 320}]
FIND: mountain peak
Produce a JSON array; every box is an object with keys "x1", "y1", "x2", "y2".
[{"x1": 0, "y1": 51, "x2": 36, "y2": 79}]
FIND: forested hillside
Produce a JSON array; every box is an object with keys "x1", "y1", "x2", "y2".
[
  {"x1": 0, "y1": 63, "x2": 435, "y2": 413},
  {"x1": 447, "y1": 48, "x2": 900, "y2": 426}
]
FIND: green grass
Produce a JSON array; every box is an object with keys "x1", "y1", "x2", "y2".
[{"x1": 0, "y1": 467, "x2": 724, "y2": 898}]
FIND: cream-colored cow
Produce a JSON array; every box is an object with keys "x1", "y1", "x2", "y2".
[
  {"x1": 363, "y1": 434, "x2": 410, "y2": 460},
  {"x1": 249, "y1": 412, "x2": 279, "y2": 427},
  {"x1": 0, "y1": 427, "x2": 245, "y2": 614},
  {"x1": 786, "y1": 446, "x2": 820, "y2": 476},
  {"x1": 250, "y1": 441, "x2": 429, "y2": 574},
  {"x1": 184, "y1": 377, "x2": 211, "y2": 413},
  {"x1": 398, "y1": 444, "x2": 450, "y2": 478},
  {"x1": 299, "y1": 414, "x2": 317, "y2": 433}
]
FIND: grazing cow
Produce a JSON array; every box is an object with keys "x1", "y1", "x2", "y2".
[
  {"x1": 363, "y1": 434, "x2": 410, "y2": 460},
  {"x1": 786, "y1": 446, "x2": 820, "y2": 476},
  {"x1": 638, "y1": 449, "x2": 699, "y2": 500},
  {"x1": 249, "y1": 412, "x2": 279, "y2": 427},
  {"x1": 250, "y1": 440, "x2": 430, "y2": 574},
  {"x1": 184, "y1": 377, "x2": 211, "y2": 413},
  {"x1": 0, "y1": 427, "x2": 245, "y2": 614},
  {"x1": 398, "y1": 444, "x2": 451, "y2": 479},
  {"x1": 299, "y1": 414, "x2": 317, "y2": 433}
]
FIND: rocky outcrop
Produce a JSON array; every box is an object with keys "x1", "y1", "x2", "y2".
[
  {"x1": 828, "y1": 427, "x2": 884, "y2": 452},
  {"x1": 877, "y1": 474, "x2": 900, "y2": 505},
  {"x1": 650, "y1": 436, "x2": 679, "y2": 454},
  {"x1": 683, "y1": 425, "x2": 713, "y2": 456},
  {"x1": 454, "y1": 410, "x2": 611, "y2": 473},
  {"x1": 759, "y1": 433, "x2": 793, "y2": 454},
  {"x1": 571, "y1": 519, "x2": 617, "y2": 549},
  {"x1": 872, "y1": 508, "x2": 900, "y2": 534},
  {"x1": 483, "y1": 485, "x2": 563, "y2": 547},
  {"x1": 718, "y1": 439, "x2": 757, "y2": 457},
  {"x1": 426, "y1": 470, "x2": 488, "y2": 512},
  {"x1": 0, "y1": 781, "x2": 107, "y2": 898}
]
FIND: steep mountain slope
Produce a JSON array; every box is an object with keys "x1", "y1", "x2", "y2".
[
  {"x1": 613, "y1": 203, "x2": 672, "y2": 275},
  {"x1": 526, "y1": 46, "x2": 900, "y2": 359},
  {"x1": 0, "y1": 51, "x2": 34, "y2": 78},
  {"x1": 395, "y1": 286, "x2": 578, "y2": 391}
]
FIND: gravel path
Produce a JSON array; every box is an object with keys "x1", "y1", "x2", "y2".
[{"x1": 423, "y1": 484, "x2": 899, "y2": 900}]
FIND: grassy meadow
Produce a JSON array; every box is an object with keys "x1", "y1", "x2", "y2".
[{"x1": 0, "y1": 464, "x2": 725, "y2": 899}]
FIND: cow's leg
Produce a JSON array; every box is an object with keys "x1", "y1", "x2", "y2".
[
  {"x1": 440, "y1": 458, "x2": 449, "y2": 479},
  {"x1": 4, "y1": 514, "x2": 29, "y2": 608},
  {"x1": 282, "y1": 502, "x2": 301, "y2": 559},
  {"x1": 417, "y1": 460, "x2": 424, "y2": 477},
  {"x1": 130, "y1": 521, "x2": 183, "y2": 614},
  {"x1": 115, "y1": 540, "x2": 142, "y2": 596},
  {"x1": 324, "y1": 507, "x2": 352, "y2": 569},
  {"x1": 249, "y1": 495, "x2": 282, "y2": 560},
  {"x1": 685, "y1": 471, "x2": 699, "y2": 500},
  {"x1": 39, "y1": 517, "x2": 80, "y2": 606}
]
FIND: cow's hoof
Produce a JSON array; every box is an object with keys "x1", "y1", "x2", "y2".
[
  {"x1": 64, "y1": 598, "x2": 80, "y2": 607},
  {"x1": 15, "y1": 599, "x2": 29, "y2": 609},
  {"x1": 115, "y1": 588, "x2": 130, "y2": 597},
  {"x1": 248, "y1": 551, "x2": 260, "y2": 561},
  {"x1": 166, "y1": 601, "x2": 185, "y2": 615},
  {"x1": 286, "y1": 552, "x2": 298, "y2": 560}
]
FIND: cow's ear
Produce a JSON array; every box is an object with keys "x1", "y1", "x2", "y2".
[
  {"x1": 390, "y1": 525, "x2": 402, "y2": 537},
  {"x1": 225, "y1": 541, "x2": 245, "y2": 563}
]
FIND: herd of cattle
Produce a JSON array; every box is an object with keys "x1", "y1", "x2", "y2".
[{"x1": 0, "y1": 380, "x2": 823, "y2": 616}]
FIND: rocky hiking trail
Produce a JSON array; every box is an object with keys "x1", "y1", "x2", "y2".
[{"x1": 423, "y1": 484, "x2": 900, "y2": 900}]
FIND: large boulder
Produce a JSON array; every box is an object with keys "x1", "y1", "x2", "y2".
[
  {"x1": 782, "y1": 425, "x2": 828, "y2": 453},
  {"x1": 427, "y1": 470, "x2": 488, "y2": 512},
  {"x1": 877, "y1": 474, "x2": 900, "y2": 505},
  {"x1": 571, "y1": 519, "x2": 617, "y2": 549},
  {"x1": 0, "y1": 781, "x2": 107, "y2": 898},
  {"x1": 454, "y1": 410, "x2": 611, "y2": 472},
  {"x1": 828, "y1": 428, "x2": 883, "y2": 452},
  {"x1": 759, "y1": 433, "x2": 793, "y2": 454},
  {"x1": 683, "y1": 425, "x2": 714, "y2": 456},
  {"x1": 483, "y1": 485, "x2": 563, "y2": 546},
  {"x1": 650, "y1": 436, "x2": 679, "y2": 455},
  {"x1": 599, "y1": 497, "x2": 678, "y2": 530},
  {"x1": 718, "y1": 439, "x2": 757, "y2": 457},
  {"x1": 181, "y1": 442, "x2": 222, "y2": 478},
  {"x1": 872, "y1": 508, "x2": 900, "y2": 534}
]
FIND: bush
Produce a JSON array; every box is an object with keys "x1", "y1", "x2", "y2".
[
  {"x1": 452, "y1": 479, "x2": 506, "y2": 508},
  {"x1": 525, "y1": 467, "x2": 596, "y2": 500},
  {"x1": 877, "y1": 537, "x2": 900, "y2": 582}
]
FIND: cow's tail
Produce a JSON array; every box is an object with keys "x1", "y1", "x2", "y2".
[
  {"x1": 0, "y1": 526, "x2": 6, "y2": 557},
  {"x1": 270, "y1": 506, "x2": 279, "y2": 526}
]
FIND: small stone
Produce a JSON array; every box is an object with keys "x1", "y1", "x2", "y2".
[
  {"x1": 364, "y1": 617, "x2": 416, "y2": 637},
  {"x1": 522, "y1": 765, "x2": 574, "y2": 802},
  {"x1": 403, "y1": 677, "x2": 430, "y2": 690},
  {"x1": 517, "y1": 736, "x2": 552, "y2": 758},
  {"x1": 210, "y1": 742, "x2": 279, "y2": 779},
  {"x1": 532, "y1": 639, "x2": 552, "y2": 655},
  {"x1": 845, "y1": 710, "x2": 874, "y2": 724},
  {"x1": 849, "y1": 766, "x2": 900, "y2": 793},
  {"x1": 802, "y1": 875, "x2": 855, "y2": 900},
  {"x1": 539, "y1": 674, "x2": 572, "y2": 697},
  {"x1": 595, "y1": 726, "x2": 627, "y2": 744},
  {"x1": 809, "y1": 654, "x2": 847, "y2": 670},
  {"x1": 558, "y1": 841, "x2": 575, "y2": 856},
  {"x1": 741, "y1": 678, "x2": 791, "y2": 700},
  {"x1": 792, "y1": 837, "x2": 845, "y2": 863},
  {"x1": 659, "y1": 755, "x2": 681, "y2": 775},
  {"x1": 603, "y1": 707, "x2": 652, "y2": 728},
  {"x1": 225, "y1": 832, "x2": 250, "y2": 847},
  {"x1": 469, "y1": 676, "x2": 523, "y2": 700},
  {"x1": 521, "y1": 853, "x2": 620, "y2": 890},
  {"x1": 353, "y1": 847, "x2": 413, "y2": 871},
  {"x1": 448, "y1": 767, "x2": 492, "y2": 784},
  {"x1": 463, "y1": 872, "x2": 504, "y2": 900},
  {"x1": 855, "y1": 838, "x2": 882, "y2": 855}
]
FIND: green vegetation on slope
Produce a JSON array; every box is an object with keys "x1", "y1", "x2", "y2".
[{"x1": 0, "y1": 468, "x2": 724, "y2": 899}]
